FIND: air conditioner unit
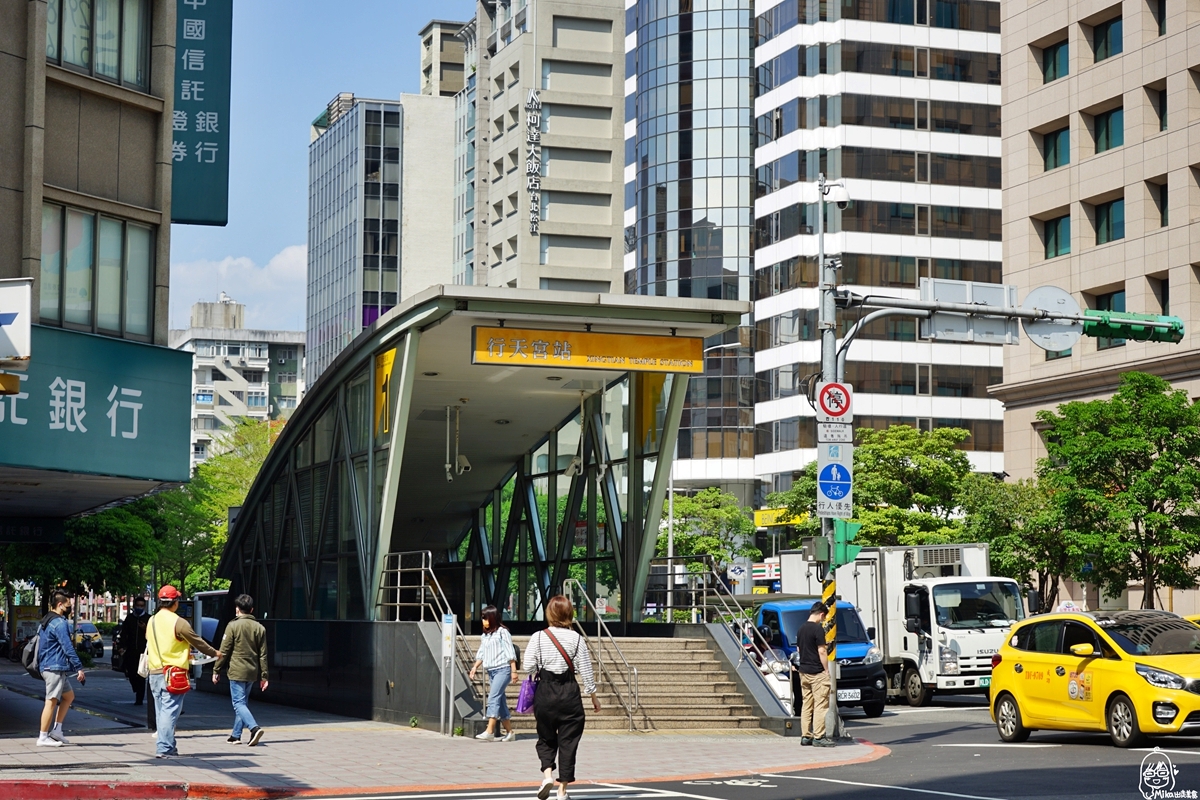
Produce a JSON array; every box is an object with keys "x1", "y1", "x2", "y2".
[{"x1": 278, "y1": 358, "x2": 285, "y2": 364}]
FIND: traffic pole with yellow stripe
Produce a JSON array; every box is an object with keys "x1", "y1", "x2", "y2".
[{"x1": 822, "y1": 574, "x2": 842, "y2": 740}]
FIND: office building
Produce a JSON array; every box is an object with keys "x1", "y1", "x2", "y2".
[
  {"x1": 169, "y1": 294, "x2": 306, "y2": 470},
  {"x1": 752, "y1": 0, "x2": 1005, "y2": 490},
  {"x1": 995, "y1": 0, "x2": 1198, "y2": 484},
  {"x1": 624, "y1": 0, "x2": 758, "y2": 506},
  {"x1": 451, "y1": 0, "x2": 626, "y2": 293},
  {"x1": 306, "y1": 92, "x2": 455, "y2": 383},
  {"x1": 0, "y1": 0, "x2": 192, "y2": 524},
  {"x1": 420, "y1": 20, "x2": 468, "y2": 98}
]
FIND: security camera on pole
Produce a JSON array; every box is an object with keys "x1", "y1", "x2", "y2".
[{"x1": 816, "y1": 173, "x2": 852, "y2": 741}]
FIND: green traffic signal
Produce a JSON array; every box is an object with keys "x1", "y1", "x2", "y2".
[
  {"x1": 832, "y1": 519, "x2": 862, "y2": 568},
  {"x1": 1082, "y1": 310, "x2": 1184, "y2": 344}
]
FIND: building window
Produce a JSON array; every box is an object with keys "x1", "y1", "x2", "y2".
[
  {"x1": 247, "y1": 393, "x2": 267, "y2": 408},
  {"x1": 195, "y1": 391, "x2": 213, "y2": 404},
  {"x1": 277, "y1": 396, "x2": 297, "y2": 410},
  {"x1": 1095, "y1": 107, "x2": 1123, "y2": 153},
  {"x1": 1096, "y1": 199, "x2": 1124, "y2": 244},
  {"x1": 1154, "y1": 88, "x2": 1167, "y2": 131},
  {"x1": 276, "y1": 347, "x2": 297, "y2": 361},
  {"x1": 1044, "y1": 214, "x2": 1071, "y2": 258},
  {"x1": 40, "y1": 202, "x2": 153, "y2": 339},
  {"x1": 1154, "y1": 181, "x2": 1168, "y2": 228},
  {"x1": 192, "y1": 442, "x2": 208, "y2": 459},
  {"x1": 1042, "y1": 40, "x2": 1068, "y2": 83},
  {"x1": 1152, "y1": 0, "x2": 1167, "y2": 36},
  {"x1": 1046, "y1": 348, "x2": 1072, "y2": 361},
  {"x1": 45, "y1": 0, "x2": 150, "y2": 90},
  {"x1": 1095, "y1": 290, "x2": 1126, "y2": 349},
  {"x1": 275, "y1": 371, "x2": 297, "y2": 384},
  {"x1": 1093, "y1": 17, "x2": 1122, "y2": 62},
  {"x1": 1043, "y1": 127, "x2": 1069, "y2": 171}
]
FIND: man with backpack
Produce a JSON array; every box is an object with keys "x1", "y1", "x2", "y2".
[{"x1": 34, "y1": 590, "x2": 86, "y2": 747}]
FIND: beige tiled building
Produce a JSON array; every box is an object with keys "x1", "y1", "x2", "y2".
[
  {"x1": 419, "y1": 20, "x2": 467, "y2": 98},
  {"x1": 995, "y1": 0, "x2": 1200, "y2": 478}
]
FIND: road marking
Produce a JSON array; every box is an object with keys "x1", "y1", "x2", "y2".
[
  {"x1": 302, "y1": 785, "x2": 712, "y2": 800},
  {"x1": 932, "y1": 743, "x2": 1060, "y2": 748},
  {"x1": 879, "y1": 706, "x2": 990, "y2": 715},
  {"x1": 598, "y1": 781, "x2": 735, "y2": 800},
  {"x1": 1133, "y1": 748, "x2": 1200, "y2": 757},
  {"x1": 760, "y1": 774, "x2": 1009, "y2": 800}
]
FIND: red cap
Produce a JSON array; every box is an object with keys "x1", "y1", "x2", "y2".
[{"x1": 158, "y1": 585, "x2": 182, "y2": 601}]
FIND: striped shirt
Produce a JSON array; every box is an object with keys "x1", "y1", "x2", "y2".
[
  {"x1": 522, "y1": 627, "x2": 596, "y2": 695},
  {"x1": 475, "y1": 627, "x2": 517, "y2": 670}
]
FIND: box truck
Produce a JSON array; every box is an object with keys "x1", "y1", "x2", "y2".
[{"x1": 780, "y1": 544, "x2": 1026, "y2": 706}]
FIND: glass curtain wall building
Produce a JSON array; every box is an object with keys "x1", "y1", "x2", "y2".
[
  {"x1": 752, "y1": 0, "x2": 1005, "y2": 489},
  {"x1": 624, "y1": 0, "x2": 758, "y2": 503}
]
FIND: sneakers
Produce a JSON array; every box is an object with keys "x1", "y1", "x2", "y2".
[
  {"x1": 248, "y1": 727, "x2": 265, "y2": 747},
  {"x1": 800, "y1": 736, "x2": 813, "y2": 746},
  {"x1": 36, "y1": 735, "x2": 63, "y2": 747},
  {"x1": 475, "y1": 730, "x2": 497, "y2": 741},
  {"x1": 812, "y1": 737, "x2": 837, "y2": 747},
  {"x1": 537, "y1": 777, "x2": 555, "y2": 800},
  {"x1": 226, "y1": 735, "x2": 242, "y2": 744},
  {"x1": 501, "y1": 730, "x2": 516, "y2": 742},
  {"x1": 49, "y1": 726, "x2": 68, "y2": 745}
]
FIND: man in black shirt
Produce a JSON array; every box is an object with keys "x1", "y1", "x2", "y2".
[{"x1": 795, "y1": 601, "x2": 834, "y2": 747}]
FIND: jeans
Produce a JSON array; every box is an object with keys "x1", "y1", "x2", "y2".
[
  {"x1": 229, "y1": 680, "x2": 259, "y2": 738},
  {"x1": 486, "y1": 666, "x2": 511, "y2": 720},
  {"x1": 148, "y1": 672, "x2": 185, "y2": 755}
]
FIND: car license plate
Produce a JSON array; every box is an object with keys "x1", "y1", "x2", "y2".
[
  {"x1": 978, "y1": 677, "x2": 991, "y2": 688},
  {"x1": 837, "y1": 689, "x2": 861, "y2": 702}
]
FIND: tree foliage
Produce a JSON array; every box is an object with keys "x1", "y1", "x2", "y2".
[
  {"x1": 1035, "y1": 372, "x2": 1200, "y2": 609},
  {"x1": 770, "y1": 425, "x2": 973, "y2": 547},
  {"x1": 657, "y1": 487, "x2": 760, "y2": 568}
]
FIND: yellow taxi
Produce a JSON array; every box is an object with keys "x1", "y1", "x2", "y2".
[
  {"x1": 991, "y1": 610, "x2": 1200, "y2": 747},
  {"x1": 70, "y1": 621, "x2": 105, "y2": 659}
]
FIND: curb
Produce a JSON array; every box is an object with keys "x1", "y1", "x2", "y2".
[{"x1": 0, "y1": 739, "x2": 891, "y2": 800}]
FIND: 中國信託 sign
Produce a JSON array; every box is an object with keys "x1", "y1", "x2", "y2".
[{"x1": 472, "y1": 327, "x2": 703, "y2": 374}]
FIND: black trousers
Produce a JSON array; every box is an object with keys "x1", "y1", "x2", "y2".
[
  {"x1": 126, "y1": 671, "x2": 145, "y2": 704},
  {"x1": 533, "y1": 672, "x2": 586, "y2": 784}
]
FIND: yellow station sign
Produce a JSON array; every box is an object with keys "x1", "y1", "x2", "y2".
[
  {"x1": 471, "y1": 326, "x2": 704, "y2": 374},
  {"x1": 754, "y1": 508, "x2": 805, "y2": 527}
]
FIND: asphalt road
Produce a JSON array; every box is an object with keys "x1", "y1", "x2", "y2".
[{"x1": 302, "y1": 696, "x2": 1200, "y2": 800}]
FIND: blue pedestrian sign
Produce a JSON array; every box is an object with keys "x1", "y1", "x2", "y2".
[{"x1": 817, "y1": 443, "x2": 853, "y2": 518}]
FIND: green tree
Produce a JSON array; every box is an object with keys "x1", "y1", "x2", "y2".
[
  {"x1": 657, "y1": 487, "x2": 760, "y2": 569},
  {"x1": 957, "y1": 473, "x2": 1079, "y2": 611},
  {"x1": 770, "y1": 425, "x2": 973, "y2": 547},
  {"x1": 1036, "y1": 372, "x2": 1200, "y2": 609}
]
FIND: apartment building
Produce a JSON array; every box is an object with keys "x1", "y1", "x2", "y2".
[
  {"x1": 169, "y1": 295, "x2": 305, "y2": 470},
  {"x1": 752, "y1": 0, "x2": 1006, "y2": 490},
  {"x1": 996, "y1": 0, "x2": 1198, "y2": 477},
  {"x1": 306, "y1": 92, "x2": 454, "y2": 383},
  {"x1": 452, "y1": 0, "x2": 626, "y2": 293},
  {"x1": 420, "y1": 20, "x2": 468, "y2": 98},
  {"x1": 623, "y1": 0, "x2": 758, "y2": 505}
]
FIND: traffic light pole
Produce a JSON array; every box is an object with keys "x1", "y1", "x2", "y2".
[{"x1": 816, "y1": 174, "x2": 844, "y2": 741}]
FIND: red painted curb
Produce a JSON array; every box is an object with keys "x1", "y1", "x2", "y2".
[{"x1": 0, "y1": 740, "x2": 891, "y2": 799}]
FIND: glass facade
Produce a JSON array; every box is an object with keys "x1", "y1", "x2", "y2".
[
  {"x1": 46, "y1": 0, "x2": 150, "y2": 91},
  {"x1": 452, "y1": 65, "x2": 478, "y2": 285},
  {"x1": 625, "y1": 0, "x2": 755, "y2": 468},
  {"x1": 307, "y1": 100, "x2": 402, "y2": 384}
]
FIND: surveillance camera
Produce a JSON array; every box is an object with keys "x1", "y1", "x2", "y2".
[
  {"x1": 564, "y1": 455, "x2": 582, "y2": 478},
  {"x1": 456, "y1": 454, "x2": 472, "y2": 474},
  {"x1": 826, "y1": 183, "x2": 850, "y2": 210},
  {"x1": 445, "y1": 466, "x2": 454, "y2": 483}
]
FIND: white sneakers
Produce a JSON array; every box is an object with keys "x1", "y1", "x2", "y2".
[
  {"x1": 36, "y1": 734, "x2": 62, "y2": 747},
  {"x1": 475, "y1": 730, "x2": 496, "y2": 741},
  {"x1": 501, "y1": 730, "x2": 516, "y2": 742},
  {"x1": 48, "y1": 725, "x2": 68, "y2": 744},
  {"x1": 476, "y1": 729, "x2": 517, "y2": 742}
]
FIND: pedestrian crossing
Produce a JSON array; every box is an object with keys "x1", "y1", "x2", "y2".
[{"x1": 301, "y1": 782, "x2": 724, "y2": 800}]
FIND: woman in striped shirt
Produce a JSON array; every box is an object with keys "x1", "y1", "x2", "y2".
[
  {"x1": 523, "y1": 595, "x2": 600, "y2": 800},
  {"x1": 469, "y1": 605, "x2": 518, "y2": 741}
]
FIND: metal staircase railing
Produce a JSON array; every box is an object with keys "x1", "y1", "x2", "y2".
[
  {"x1": 377, "y1": 550, "x2": 481, "y2": 705},
  {"x1": 562, "y1": 578, "x2": 640, "y2": 731}
]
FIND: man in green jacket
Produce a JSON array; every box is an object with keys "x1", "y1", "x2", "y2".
[{"x1": 212, "y1": 594, "x2": 269, "y2": 746}]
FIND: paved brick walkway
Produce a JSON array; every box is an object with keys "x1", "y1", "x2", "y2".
[{"x1": 0, "y1": 662, "x2": 886, "y2": 796}]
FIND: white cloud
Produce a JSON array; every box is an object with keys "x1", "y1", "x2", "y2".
[{"x1": 170, "y1": 244, "x2": 307, "y2": 331}]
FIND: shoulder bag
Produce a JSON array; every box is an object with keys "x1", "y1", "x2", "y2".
[
  {"x1": 149, "y1": 617, "x2": 191, "y2": 694},
  {"x1": 515, "y1": 632, "x2": 540, "y2": 714}
]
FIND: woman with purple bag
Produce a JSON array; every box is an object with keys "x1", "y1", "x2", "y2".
[
  {"x1": 468, "y1": 605, "x2": 518, "y2": 742},
  {"x1": 522, "y1": 596, "x2": 600, "y2": 800}
]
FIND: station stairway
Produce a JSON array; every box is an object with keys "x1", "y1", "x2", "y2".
[{"x1": 465, "y1": 635, "x2": 762, "y2": 731}]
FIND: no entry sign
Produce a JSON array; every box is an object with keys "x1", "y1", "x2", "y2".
[{"x1": 816, "y1": 382, "x2": 853, "y2": 423}]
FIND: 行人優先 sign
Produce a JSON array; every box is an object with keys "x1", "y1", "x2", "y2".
[
  {"x1": 816, "y1": 443, "x2": 853, "y2": 519},
  {"x1": 0, "y1": 326, "x2": 191, "y2": 482},
  {"x1": 472, "y1": 326, "x2": 703, "y2": 374},
  {"x1": 171, "y1": 0, "x2": 233, "y2": 226}
]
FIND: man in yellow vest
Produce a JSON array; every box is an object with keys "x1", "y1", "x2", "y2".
[{"x1": 146, "y1": 585, "x2": 220, "y2": 758}]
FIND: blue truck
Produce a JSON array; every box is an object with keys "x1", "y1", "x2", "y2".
[{"x1": 756, "y1": 598, "x2": 888, "y2": 718}]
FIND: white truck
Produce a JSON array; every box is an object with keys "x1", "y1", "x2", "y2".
[{"x1": 780, "y1": 543, "x2": 1026, "y2": 706}]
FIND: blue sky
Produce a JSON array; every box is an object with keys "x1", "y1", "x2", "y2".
[{"x1": 169, "y1": 0, "x2": 476, "y2": 331}]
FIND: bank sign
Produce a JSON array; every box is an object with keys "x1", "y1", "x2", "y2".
[
  {"x1": 170, "y1": 0, "x2": 234, "y2": 226},
  {"x1": 0, "y1": 327, "x2": 191, "y2": 482}
]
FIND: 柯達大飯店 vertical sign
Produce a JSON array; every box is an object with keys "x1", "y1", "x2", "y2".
[
  {"x1": 171, "y1": 0, "x2": 233, "y2": 226},
  {"x1": 525, "y1": 90, "x2": 541, "y2": 235}
]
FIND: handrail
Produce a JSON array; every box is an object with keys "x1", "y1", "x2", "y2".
[
  {"x1": 645, "y1": 555, "x2": 787, "y2": 676},
  {"x1": 562, "y1": 578, "x2": 639, "y2": 731},
  {"x1": 377, "y1": 550, "x2": 482, "y2": 705}
]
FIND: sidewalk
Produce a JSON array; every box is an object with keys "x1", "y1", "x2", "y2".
[{"x1": 0, "y1": 662, "x2": 887, "y2": 799}]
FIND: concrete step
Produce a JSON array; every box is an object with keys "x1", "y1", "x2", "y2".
[{"x1": 496, "y1": 715, "x2": 764, "y2": 731}]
